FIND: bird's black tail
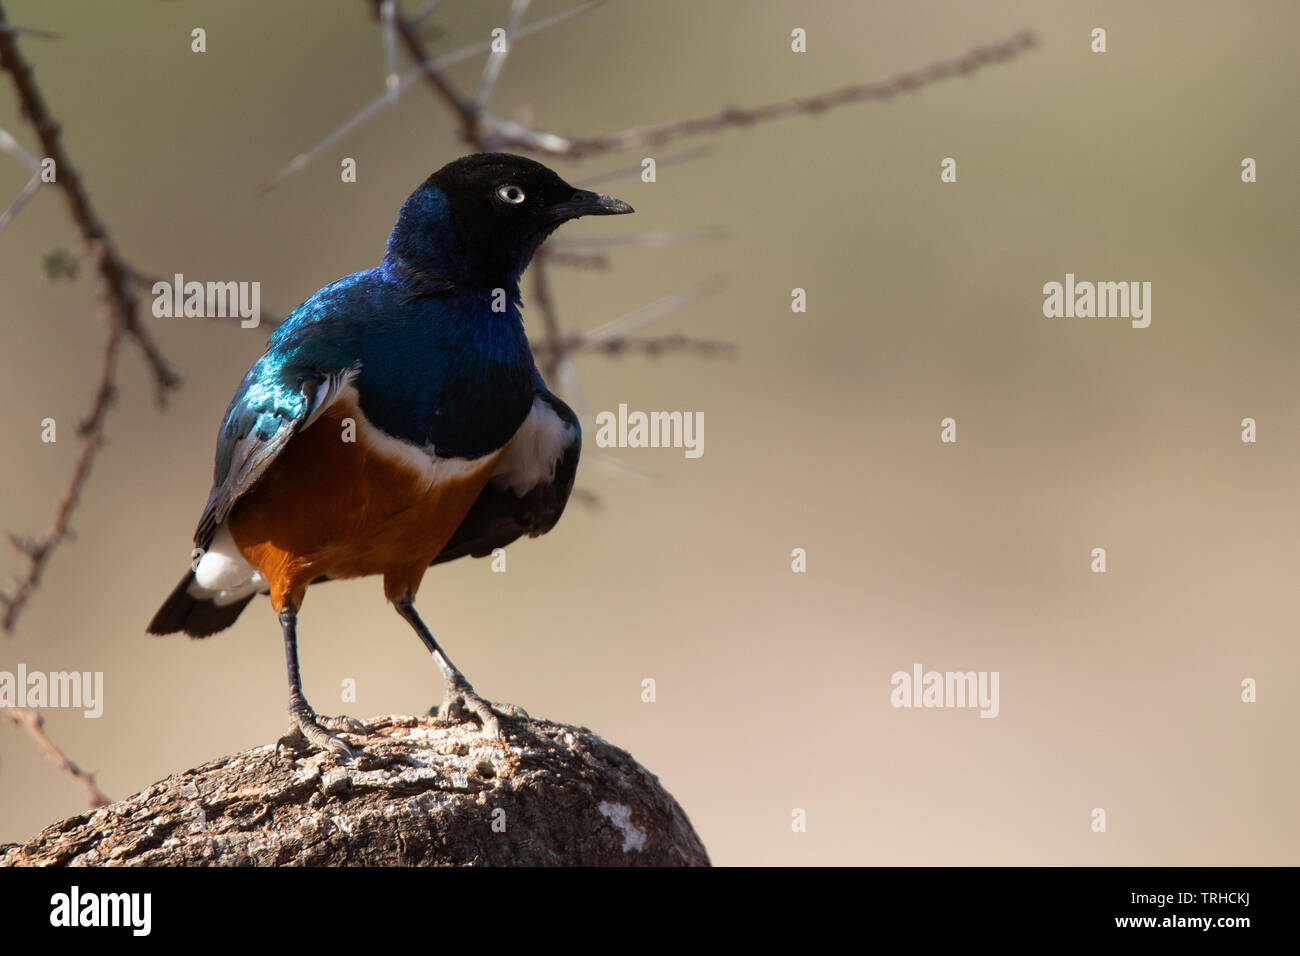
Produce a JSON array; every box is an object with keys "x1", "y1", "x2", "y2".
[{"x1": 147, "y1": 570, "x2": 256, "y2": 638}]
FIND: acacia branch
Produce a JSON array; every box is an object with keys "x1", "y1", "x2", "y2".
[
  {"x1": 482, "y1": 30, "x2": 1039, "y2": 157},
  {"x1": 0, "y1": 3, "x2": 158, "y2": 806},
  {"x1": 0, "y1": 3, "x2": 178, "y2": 801},
  {"x1": 368, "y1": 5, "x2": 1036, "y2": 160},
  {"x1": 2, "y1": 706, "x2": 110, "y2": 808},
  {"x1": 0, "y1": 2, "x2": 178, "y2": 403},
  {"x1": 529, "y1": 248, "x2": 565, "y2": 382},
  {"x1": 0, "y1": 3, "x2": 176, "y2": 639},
  {"x1": 531, "y1": 332, "x2": 736, "y2": 359},
  {"x1": 1, "y1": 317, "x2": 120, "y2": 632},
  {"x1": 0, "y1": 0, "x2": 185, "y2": 629},
  {"x1": 473, "y1": 0, "x2": 530, "y2": 111}
]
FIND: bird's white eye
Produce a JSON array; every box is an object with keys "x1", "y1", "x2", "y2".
[{"x1": 496, "y1": 184, "x2": 526, "y2": 204}]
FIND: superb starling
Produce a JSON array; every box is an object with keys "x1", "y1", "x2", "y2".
[{"x1": 148, "y1": 153, "x2": 633, "y2": 754}]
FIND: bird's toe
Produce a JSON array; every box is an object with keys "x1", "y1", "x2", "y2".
[
  {"x1": 431, "y1": 684, "x2": 516, "y2": 737},
  {"x1": 318, "y1": 714, "x2": 368, "y2": 736},
  {"x1": 284, "y1": 700, "x2": 360, "y2": 757}
]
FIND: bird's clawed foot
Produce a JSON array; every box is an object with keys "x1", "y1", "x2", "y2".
[
  {"x1": 426, "y1": 677, "x2": 527, "y2": 737},
  {"x1": 279, "y1": 695, "x2": 367, "y2": 757}
]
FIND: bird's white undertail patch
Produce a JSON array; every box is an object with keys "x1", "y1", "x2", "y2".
[{"x1": 191, "y1": 525, "x2": 266, "y2": 606}]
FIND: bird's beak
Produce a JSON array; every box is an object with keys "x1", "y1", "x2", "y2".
[{"x1": 547, "y1": 189, "x2": 634, "y2": 221}]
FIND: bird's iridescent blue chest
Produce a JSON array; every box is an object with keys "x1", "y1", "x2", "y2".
[{"x1": 352, "y1": 292, "x2": 536, "y2": 459}]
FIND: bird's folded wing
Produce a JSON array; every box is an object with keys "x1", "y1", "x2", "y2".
[
  {"x1": 193, "y1": 359, "x2": 359, "y2": 549},
  {"x1": 433, "y1": 386, "x2": 581, "y2": 563}
]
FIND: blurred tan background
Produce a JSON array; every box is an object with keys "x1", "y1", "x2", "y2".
[{"x1": 1, "y1": 0, "x2": 1297, "y2": 865}]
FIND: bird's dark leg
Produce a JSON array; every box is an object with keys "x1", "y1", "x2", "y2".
[
  {"x1": 393, "y1": 595, "x2": 525, "y2": 737},
  {"x1": 278, "y1": 603, "x2": 366, "y2": 756}
]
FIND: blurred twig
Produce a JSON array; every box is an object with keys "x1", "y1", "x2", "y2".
[
  {"x1": 473, "y1": 0, "x2": 529, "y2": 111},
  {"x1": 0, "y1": 2, "x2": 181, "y2": 645},
  {"x1": 0, "y1": 6, "x2": 177, "y2": 404},
  {"x1": 484, "y1": 30, "x2": 1039, "y2": 157},
  {"x1": 576, "y1": 146, "x2": 713, "y2": 188},
  {"x1": 0, "y1": 124, "x2": 41, "y2": 233},
  {"x1": 0, "y1": 22, "x2": 58, "y2": 41},
  {"x1": 0, "y1": 317, "x2": 120, "y2": 633},
  {"x1": 529, "y1": 246, "x2": 566, "y2": 382},
  {"x1": 264, "y1": 1, "x2": 604, "y2": 193},
  {"x1": 2, "y1": 705, "x2": 110, "y2": 807},
  {"x1": 532, "y1": 333, "x2": 735, "y2": 359},
  {"x1": 547, "y1": 226, "x2": 728, "y2": 250},
  {"x1": 579, "y1": 276, "x2": 728, "y2": 346},
  {"x1": 321, "y1": 9, "x2": 1037, "y2": 165},
  {"x1": 0, "y1": 3, "x2": 137, "y2": 805}
]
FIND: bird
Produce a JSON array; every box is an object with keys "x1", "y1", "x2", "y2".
[{"x1": 147, "y1": 153, "x2": 633, "y2": 755}]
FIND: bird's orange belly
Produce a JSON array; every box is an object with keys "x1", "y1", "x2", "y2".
[{"x1": 226, "y1": 400, "x2": 503, "y2": 610}]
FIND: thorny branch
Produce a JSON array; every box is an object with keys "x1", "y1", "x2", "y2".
[
  {"x1": 0, "y1": 0, "x2": 138, "y2": 804},
  {"x1": 0, "y1": 2, "x2": 177, "y2": 643},
  {"x1": 1, "y1": 314, "x2": 121, "y2": 633},
  {"x1": 0, "y1": 8, "x2": 176, "y2": 402},
  {"x1": 480, "y1": 30, "x2": 1039, "y2": 158},
  {"x1": 531, "y1": 332, "x2": 735, "y2": 360},
  {"x1": 2, "y1": 705, "x2": 110, "y2": 808}
]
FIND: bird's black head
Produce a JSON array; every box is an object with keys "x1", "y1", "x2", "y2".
[{"x1": 385, "y1": 152, "x2": 633, "y2": 293}]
